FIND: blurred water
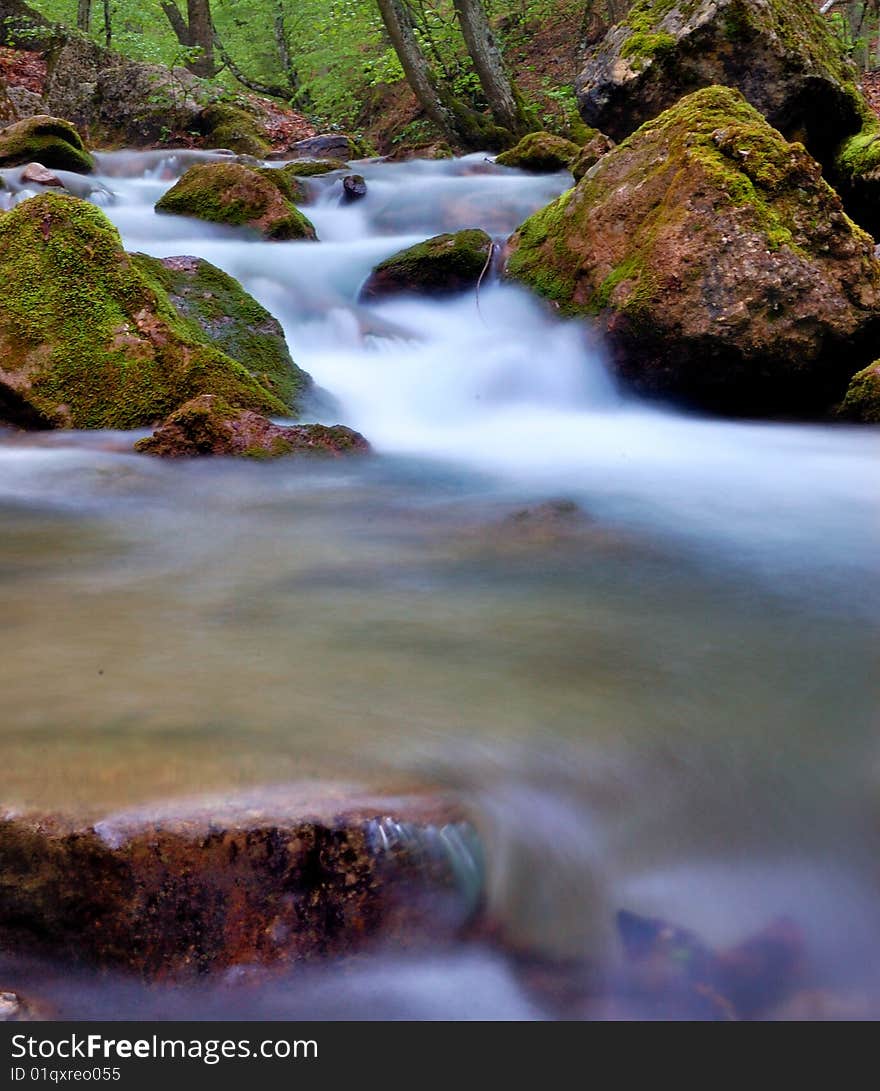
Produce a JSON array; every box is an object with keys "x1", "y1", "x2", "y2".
[{"x1": 0, "y1": 150, "x2": 877, "y2": 1018}]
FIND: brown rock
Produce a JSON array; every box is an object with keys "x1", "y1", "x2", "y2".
[
  {"x1": 0, "y1": 784, "x2": 483, "y2": 976},
  {"x1": 20, "y1": 161, "x2": 61, "y2": 185},
  {"x1": 135, "y1": 394, "x2": 370, "y2": 459}
]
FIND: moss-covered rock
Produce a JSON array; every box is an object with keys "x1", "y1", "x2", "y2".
[
  {"x1": 280, "y1": 158, "x2": 348, "y2": 177},
  {"x1": 495, "y1": 131, "x2": 580, "y2": 173},
  {"x1": 571, "y1": 129, "x2": 616, "y2": 182},
  {"x1": 135, "y1": 394, "x2": 371, "y2": 459},
  {"x1": 575, "y1": 0, "x2": 863, "y2": 168},
  {"x1": 132, "y1": 256, "x2": 311, "y2": 413},
  {"x1": 837, "y1": 362, "x2": 880, "y2": 422},
  {"x1": 360, "y1": 229, "x2": 493, "y2": 301},
  {"x1": 288, "y1": 133, "x2": 360, "y2": 160},
  {"x1": 155, "y1": 161, "x2": 317, "y2": 240},
  {"x1": 504, "y1": 86, "x2": 880, "y2": 417},
  {"x1": 832, "y1": 115, "x2": 880, "y2": 238},
  {"x1": 0, "y1": 115, "x2": 93, "y2": 174},
  {"x1": 0, "y1": 193, "x2": 299, "y2": 429},
  {"x1": 196, "y1": 103, "x2": 269, "y2": 157}
]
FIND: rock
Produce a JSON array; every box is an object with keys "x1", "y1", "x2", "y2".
[
  {"x1": 135, "y1": 394, "x2": 370, "y2": 459},
  {"x1": 342, "y1": 173, "x2": 367, "y2": 202},
  {"x1": 360, "y1": 229, "x2": 494, "y2": 301},
  {"x1": 0, "y1": 193, "x2": 300, "y2": 429},
  {"x1": 0, "y1": 783, "x2": 482, "y2": 975},
  {"x1": 133, "y1": 256, "x2": 312, "y2": 413},
  {"x1": 495, "y1": 131, "x2": 580, "y2": 172},
  {"x1": 0, "y1": 114, "x2": 93, "y2": 173},
  {"x1": 288, "y1": 133, "x2": 359, "y2": 160},
  {"x1": 281, "y1": 158, "x2": 348, "y2": 177},
  {"x1": 832, "y1": 120, "x2": 880, "y2": 239},
  {"x1": 19, "y1": 160, "x2": 61, "y2": 185},
  {"x1": 156, "y1": 161, "x2": 317, "y2": 241},
  {"x1": 196, "y1": 102, "x2": 269, "y2": 157},
  {"x1": 505, "y1": 86, "x2": 880, "y2": 417},
  {"x1": 575, "y1": 0, "x2": 863, "y2": 167},
  {"x1": 571, "y1": 129, "x2": 615, "y2": 182},
  {"x1": 837, "y1": 362, "x2": 880, "y2": 422},
  {"x1": 0, "y1": 989, "x2": 41, "y2": 1021}
]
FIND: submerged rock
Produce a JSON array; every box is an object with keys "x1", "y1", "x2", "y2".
[
  {"x1": 575, "y1": 0, "x2": 862, "y2": 166},
  {"x1": 495, "y1": 131, "x2": 580, "y2": 173},
  {"x1": 0, "y1": 193, "x2": 299, "y2": 429},
  {"x1": 0, "y1": 114, "x2": 93, "y2": 173},
  {"x1": 837, "y1": 362, "x2": 880, "y2": 422},
  {"x1": 156, "y1": 161, "x2": 317, "y2": 240},
  {"x1": 0, "y1": 784, "x2": 483, "y2": 975},
  {"x1": 360, "y1": 229, "x2": 493, "y2": 301},
  {"x1": 505, "y1": 86, "x2": 880, "y2": 417},
  {"x1": 135, "y1": 394, "x2": 370, "y2": 459},
  {"x1": 19, "y1": 161, "x2": 61, "y2": 185}
]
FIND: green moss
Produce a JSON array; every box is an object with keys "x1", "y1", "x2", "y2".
[
  {"x1": 837, "y1": 362, "x2": 880, "y2": 422},
  {"x1": 155, "y1": 162, "x2": 317, "y2": 241},
  {"x1": 0, "y1": 115, "x2": 94, "y2": 174},
  {"x1": 496, "y1": 131, "x2": 580, "y2": 172},
  {"x1": 507, "y1": 86, "x2": 865, "y2": 316},
  {"x1": 621, "y1": 31, "x2": 677, "y2": 63},
  {"x1": 835, "y1": 122, "x2": 880, "y2": 178},
  {"x1": 198, "y1": 104, "x2": 269, "y2": 158},
  {"x1": 131, "y1": 255, "x2": 310, "y2": 412},
  {"x1": 361, "y1": 229, "x2": 493, "y2": 299},
  {"x1": 280, "y1": 159, "x2": 348, "y2": 178},
  {"x1": 0, "y1": 193, "x2": 289, "y2": 430}
]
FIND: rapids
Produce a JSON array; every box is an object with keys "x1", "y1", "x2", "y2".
[{"x1": 0, "y1": 151, "x2": 878, "y2": 1018}]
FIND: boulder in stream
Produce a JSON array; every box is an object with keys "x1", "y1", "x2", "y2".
[
  {"x1": 0, "y1": 114, "x2": 93, "y2": 173},
  {"x1": 575, "y1": 0, "x2": 863, "y2": 167},
  {"x1": 495, "y1": 131, "x2": 581, "y2": 173},
  {"x1": 360, "y1": 229, "x2": 494, "y2": 301},
  {"x1": 342, "y1": 173, "x2": 368, "y2": 203},
  {"x1": 0, "y1": 193, "x2": 303, "y2": 429},
  {"x1": 156, "y1": 161, "x2": 317, "y2": 240},
  {"x1": 837, "y1": 361, "x2": 880, "y2": 422},
  {"x1": 287, "y1": 133, "x2": 361, "y2": 160},
  {"x1": 0, "y1": 784, "x2": 482, "y2": 975},
  {"x1": 504, "y1": 86, "x2": 880, "y2": 417},
  {"x1": 281, "y1": 158, "x2": 349, "y2": 177},
  {"x1": 135, "y1": 394, "x2": 371, "y2": 459}
]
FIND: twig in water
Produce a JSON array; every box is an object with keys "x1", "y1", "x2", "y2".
[{"x1": 475, "y1": 240, "x2": 495, "y2": 325}]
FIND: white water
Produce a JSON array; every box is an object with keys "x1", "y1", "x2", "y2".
[{"x1": 1, "y1": 150, "x2": 879, "y2": 1018}]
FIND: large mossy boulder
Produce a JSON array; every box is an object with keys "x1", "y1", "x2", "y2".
[
  {"x1": 131, "y1": 255, "x2": 311, "y2": 412},
  {"x1": 0, "y1": 193, "x2": 302, "y2": 429},
  {"x1": 575, "y1": 0, "x2": 862, "y2": 166},
  {"x1": 0, "y1": 115, "x2": 93, "y2": 173},
  {"x1": 837, "y1": 363, "x2": 880, "y2": 422},
  {"x1": 135, "y1": 394, "x2": 371, "y2": 459},
  {"x1": 504, "y1": 86, "x2": 880, "y2": 417},
  {"x1": 495, "y1": 131, "x2": 581, "y2": 173},
  {"x1": 156, "y1": 161, "x2": 317, "y2": 240},
  {"x1": 360, "y1": 229, "x2": 493, "y2": 301}
]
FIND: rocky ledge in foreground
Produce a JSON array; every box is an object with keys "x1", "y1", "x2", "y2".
[
  {"x1": 0, "y1": 784, "x2": 484, "y2": 977},
  {"x1": 135, "y1": 395, "x2": 370, "y2": 459}
]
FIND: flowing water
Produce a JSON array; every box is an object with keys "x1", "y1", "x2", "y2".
[{"x1": 1, "y1": 152, "x2": 878, "y2": 1019}]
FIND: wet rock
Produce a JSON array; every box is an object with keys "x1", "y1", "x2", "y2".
[
  {"x1": 833, "y1": 123, "x2": 880, "y2": 239},
  {"x1": 20, "y1": 161, "x2": 60, "y2": 185},
  {"x1": 0, "y1": 988, "x2": 43, "y2": 1021},
  {"x1": 495, "y1": 131, "x2": 580, "y2": 173},
  {"x1": 288, "y1": 133, "x2": 360, "y2": 161},
  {"x1": 281, "y1": 158, "x2": 348, "y2": 177},
  {"x1": 0, "y1": 784, "x2": 483, "y2": 976},
  {"x1": 0, "y1": 114, "x2": 93, "y2": 173},
  {"x1": 570, "y1": 129, "x2": 615, "y2": 182},
  {"x1": 615, "y1": 909, "x2": 804, "y2": 1020},
  {"x1": 0, "y1": 193, "x2": 299, "y2": 429},
  {"x1": 837, "y1": 361, "x2": 880, "y2": 422},
  {"x1": 575, "y1": 0, "x2": 863, "y2": 167},
  {"x1": 360, "y1": 229, "x2": 493, "y2": 301},
  {"x1": 505, "y1": 86, "x2": 880, "y2": 418},
  {"x1": 155, "y1": 161, "x2": 317, "y2": 241},
  {"x1": 342, "y1": 173, "x2": 367, "y2": 203},
  {"x1": 135, "y1": 395, "x2": 370, "y2": 459},
  {"x1": 133, "y1": 256, "x2": 312, "y2": 414}
]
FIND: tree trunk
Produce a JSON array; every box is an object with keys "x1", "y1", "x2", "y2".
[
  {"x1": 452, "y1": 0, "x2": 531, "y2": 135},
  {"x1": 103, "y1": 0, "x2": 111, "y2": 46},
  {"x1": 159, "y1": 0, "x2": 216, "y2": 77},
  {"x1": 77, "y1": 0, "x2": 91, "y2": 33},
  {"x1": 375, "y1": 0, "x2": 510, "y2": 148}
]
